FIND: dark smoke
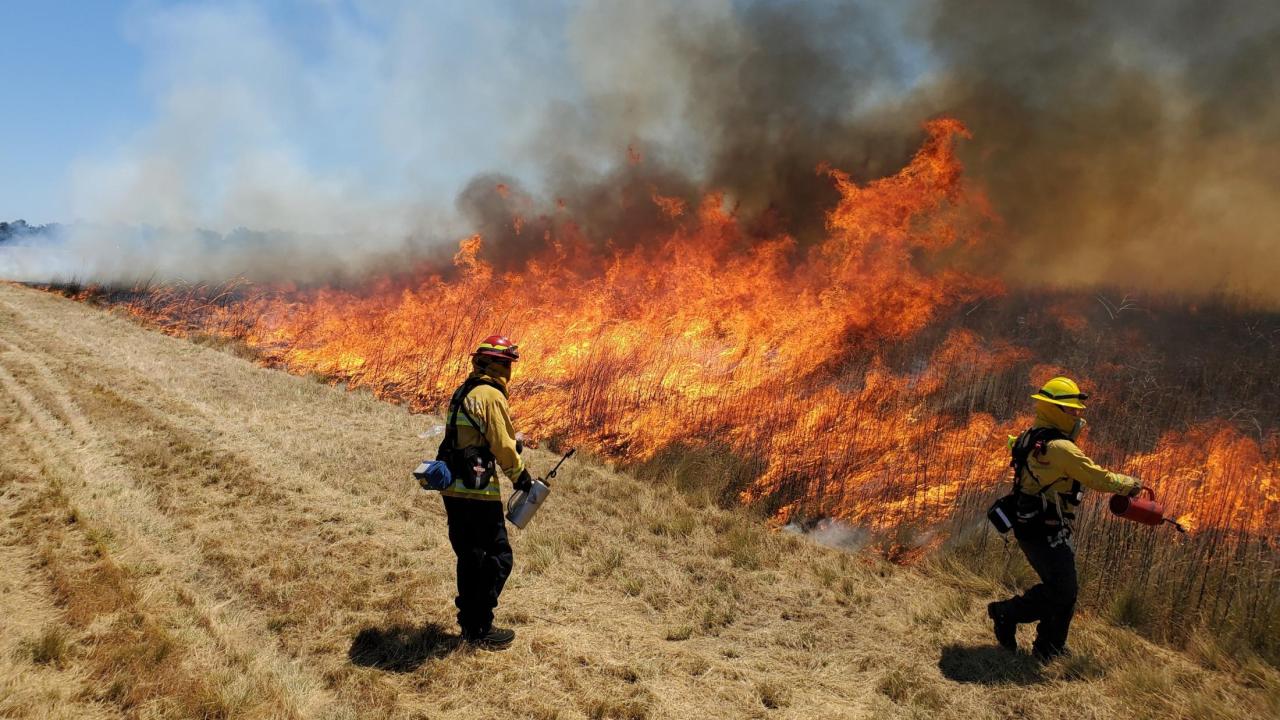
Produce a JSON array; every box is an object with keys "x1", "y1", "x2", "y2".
[
  {"x1": 473, "y1": 0, "x2": 1280, "y2": 304},
  {"x1": 672, "y1": 1, "x2": 922, "y2": 243},
  {"x1": 500, "y1": 1, "x2": 925, "y2": 256},
  {"x1": 919, "y1": 0, "x2": 1280, "y2": 300},
  {"x1": 10, "y1": 1, "x2": 1276, "y2": 302}
]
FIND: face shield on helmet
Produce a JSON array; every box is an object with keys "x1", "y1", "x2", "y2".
[
  {"x1": 1032, "y1": 376, "x2": 1089, "y2": 439},
  {"x1": 471, "y1": 335, "x2": 520, "y2": 363}
]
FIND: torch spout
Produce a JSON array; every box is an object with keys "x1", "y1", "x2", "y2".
[
  {"x1": 543, "y1": 448, "x2": 577, "y2": 485},
  {"x1": 1163, "y1": 517, "x2": 1187, "y2": 533}
]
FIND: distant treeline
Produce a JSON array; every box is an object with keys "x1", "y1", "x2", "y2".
[{"x1": 0, "y1": 220, "x2": 59, "y2": 245}]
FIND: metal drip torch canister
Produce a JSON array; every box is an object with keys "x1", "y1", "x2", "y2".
[
  {"x1": 506, "y1": 448, "x2": 575, "y2": 530},
  {"x1": 507, "y1": 479, "x2": 551, "y2": 529},
  {"x1": 1109, "y1": 487, "x2": 1186, "y2": 531}
]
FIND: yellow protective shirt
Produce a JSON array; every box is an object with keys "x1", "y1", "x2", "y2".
[
  {"x1": 1015, "y1": 415, "x2": 1139, "y2": 518},
  {"x1": 441, "y1": 368, "x2": 525, "y2": 501}
]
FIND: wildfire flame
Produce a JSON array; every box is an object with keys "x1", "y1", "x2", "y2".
[
  {"x1": 1124, "y1": 423, "x2": 1280, "y2": 537},
  {"x1": 1174, "y1": 513, "x2": 1196, "y2": 534},
  {"x1": 91, "y1": 118, "x2": 1278, "y2": 547}
]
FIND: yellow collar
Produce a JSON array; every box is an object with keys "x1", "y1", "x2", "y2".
[{"x1": 469, "y1": 367, "x2": 509, "y2": 393}]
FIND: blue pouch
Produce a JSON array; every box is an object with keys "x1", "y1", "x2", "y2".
[{"x1": 413, "y1": 459, "x2": 452, "y2": 491}]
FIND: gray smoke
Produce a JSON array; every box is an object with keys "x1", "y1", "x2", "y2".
[
  {"x1": 784, "y1": 518, "x2": 872, "y2": 552},
  {"x1": 5, "y1": 0, "x2": 1278, "y2": 303},
  {"x1": 518, "y1": 0, "x2": 924, "y2": 252},
  {"x1": 522, "y1": 0, "x2": 1280, "y2": 299},
  {"x1": 494, "y1": 0, "x2": 1280, "y2": 302},
  {"x1": 917, "y1": 0, "x2": 1280, "y2": 301},
  {"x1": 1, "y1": 1, "x2": 551, "y2": 284}
]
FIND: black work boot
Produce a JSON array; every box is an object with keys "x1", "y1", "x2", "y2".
[
  {"x1": 987, "y1": 602, "x2": 1018, "y2": 651},
  {"x1": 464, "y1": 626, "x2": 515, "y2": 650}
]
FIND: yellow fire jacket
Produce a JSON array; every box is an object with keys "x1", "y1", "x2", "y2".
[
  {"x1": 1014, "y1": 408, "x2": 1139, "y2": 518},
  {"x1": 441, "y1": 367, "x2": 525, "y2": 501}
]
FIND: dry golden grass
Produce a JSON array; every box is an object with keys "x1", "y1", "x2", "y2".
[{"x1": 1, "y1": 280, "x2": 1277, "y2": 719}]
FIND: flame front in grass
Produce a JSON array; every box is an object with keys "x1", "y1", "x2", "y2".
[
  {"x1": 75, "y1": 116, "x2": 1280, "y2": 650},
  {"x1": 104, "y1": 118, "x2": 1278, "y2": 547},
  {"x1": 1124, "y1": 423, "x2": 1280, "y2": 538},
  {"x1": 119, "y1": 118, "x2": 1002, "y2": 507}
]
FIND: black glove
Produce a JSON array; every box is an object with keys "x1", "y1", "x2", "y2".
[
  {"x1": 1128, "y1": 482, "x2": 1143, "y2": 498},
  {"x1": 514, "y1": 469, "x2": 533, "y2": 492}
]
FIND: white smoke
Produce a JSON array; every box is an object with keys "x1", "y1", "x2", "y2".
[
  {"x1": 6, "y1": 0, "x2": 1277, "y2": 302},
  {"x1": 7, "y1": 1, "x2": 567, "y2": 283},
  {"x1": 784, "y1": 518, "x2": 872, "y2": 552}
]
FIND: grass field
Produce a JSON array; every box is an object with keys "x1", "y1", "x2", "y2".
[{"x1": 1, "y1": 281, "x2": 1277, "y2": 719}]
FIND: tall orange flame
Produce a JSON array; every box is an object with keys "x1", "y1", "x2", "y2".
[{"x1": 102, "y1": 118, "x2": 1277, "y2": 546}]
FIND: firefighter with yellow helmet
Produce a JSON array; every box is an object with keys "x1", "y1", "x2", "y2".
[
  {"x1": 987, "y1": 376, "x2": 1142, "y2": 661},
  {"x1": 436, "y1": 335, "x2": 533, "y2": 649}
]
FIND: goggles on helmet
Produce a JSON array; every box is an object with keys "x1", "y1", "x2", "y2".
[{"x1": 1039, "y1": 390, "x2": 1088, "y2": 401}]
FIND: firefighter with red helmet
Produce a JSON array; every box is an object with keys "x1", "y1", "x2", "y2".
[
  {"x1": 987, "y1": 376, "x2": 1142, "y2": 661},
  {"x1": 436, "y1": 335, "x2": 533, "y2": 649}
]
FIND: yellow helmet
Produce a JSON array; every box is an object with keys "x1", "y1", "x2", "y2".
[{"x1": 1031, "y1": 376, "x2": 1088, "y2": 409}]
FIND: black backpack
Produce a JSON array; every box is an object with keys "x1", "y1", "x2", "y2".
[
  {"x1": 436, "y1": 377, "x2": 505, "y2": 490},
  {"x1": 988, "y1": 427, "x2": 1075, "y2": 534}
]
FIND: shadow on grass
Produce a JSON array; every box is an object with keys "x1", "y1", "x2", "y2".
[
  {"x1": 938, "y1": 644, "x2": 1044, "y2": 686},
  {"x1": 348, "y1": 622, "x2": 459, "y2": 672}
]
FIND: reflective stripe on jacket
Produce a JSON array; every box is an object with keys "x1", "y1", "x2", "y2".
[{"x1": 441, "y1": 368, "x2": 525, "y2": 501}]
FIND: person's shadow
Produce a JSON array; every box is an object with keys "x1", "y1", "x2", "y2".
[
  {"x1": 938, "y1": 644, "x2": 1044, "y2": 685},
  {"x1": 348, "y1": 622, "x2": 460, "y2": 672}
]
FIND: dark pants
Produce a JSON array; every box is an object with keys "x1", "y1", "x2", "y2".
[
  {"x1": 995, "y1": 527, "x2": 1078, "y2": 655},
  {"x1": 442, "y1": 495, "x2": 513, "y2": 636}
]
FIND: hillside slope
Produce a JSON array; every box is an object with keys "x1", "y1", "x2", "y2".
[{"x1": 0, "y1": 281, "x2": 1276, "y2": 720}]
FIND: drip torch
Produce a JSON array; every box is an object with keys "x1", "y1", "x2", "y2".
[
  {"x1": 507, "y1": 448, "x2": 576, "y2": 529},
  {"x1": 1109, "y1": 487, "x2": 1186, "y2": 533}
]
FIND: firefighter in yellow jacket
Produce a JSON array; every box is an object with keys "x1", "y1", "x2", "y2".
[
  {"x1": 987, "y1": 376, "x2": 1142, "y2": 661},
  {"x1": 436, "y1": 335, "x2": 532, "y2": 649}
]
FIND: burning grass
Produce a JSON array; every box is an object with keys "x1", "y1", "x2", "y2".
[
  {"x1": 2, "y1": 280, "x2": 1280, "y2": 717},
  {"x1": 30, "y1": 118, "x2": 1280, "y2": 671},
  {"x1": 52, "y1": 280, "x2": 1280, "y2": 662}
]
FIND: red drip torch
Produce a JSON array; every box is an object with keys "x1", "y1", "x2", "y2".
[{"x1": 1109, "y1": 488, "x2": 1186, "y2": 532}]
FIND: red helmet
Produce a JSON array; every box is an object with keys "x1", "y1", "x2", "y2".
[{"x1": 472, "y1": 335, "x2": 520, "y2": 362}]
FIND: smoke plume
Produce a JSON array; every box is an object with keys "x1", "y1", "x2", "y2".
[
  {"x1": 517, "y1": 0, "x2": 1280, "y2": 302},
  {"x1": 4, "y1": 0, "x2": 1278, "y2": 303},
  {"x1": 917, "y1": 0, "x2": 1280, "y2": 301}
]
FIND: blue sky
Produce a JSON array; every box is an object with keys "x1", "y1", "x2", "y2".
[
  {"x1": 0, "y1": 1, "x2": 576, "y2": 226},
  {"x1": 1, "y1": 3, "x2": 148, "y2": 223},
  {"x1": 0, "y1": 1, "x2": 932, "y2": 231},
  {"x1": 5, "y1": 1, "x2": 803, "y2": 283}
]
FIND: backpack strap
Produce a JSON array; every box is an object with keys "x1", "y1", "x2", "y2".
[
  {"x1": 442, "y1": 377, "x2": 506, "y2": 452},
  {"x1": 1010, "y1": 426, "x2": 1068, "y2": 495}
]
